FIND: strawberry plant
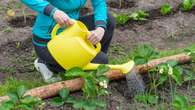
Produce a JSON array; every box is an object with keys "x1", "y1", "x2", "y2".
[
  {"x1": 149, "y1": 60, "x2": 183, "y2": 89},
  {"x1": 51, "y1": 65, "x2": 110, "y2": 110},
  {"x1": 181, "y1": 0, "x2": 194, "y2": 11},
  {"x1": 135, "y1": 93, "x2": 159, "y2": 105},
  {"x1": 129, "y1": 10, "x2": 149, "y2": 21},
  {"x1": 160, "y1": 3, "x2": 173, "y2": 15},
  {"x1": 50, "y1": 88, "x2": 106, "y2": 110},
  {"x1": 0, "y1": 86, "x2": 44, "y2": 110},
  {"x1": 130, "y1": 44, "x2": 159, "y2": 65},
  {"x1": 172, "y1": 94, "x2": 195, "y2": 110},
  {"x1": 185, "y1": 48, "x2": 195, "y2": 61}
]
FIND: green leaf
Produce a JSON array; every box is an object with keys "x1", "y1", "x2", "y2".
[
  {"x1": 64, "y1": 67, "x2": 87, "y2": 78},
  {"x1": 172, "y1": 95, "x2": 189, "y2": 110},
  {"x1": 129, "y1": 10, "x2": 149, "y2": 21},
  {"x1": 115, "y1": 13, "x2": 130, "y2": 25},
  {"x1": 82, "y1": 76, "x2": 97, "y2": 97},
  {"x1": 73, "y1": 98, "x2": 106, "y2": 110},
  {"x1": 21, "y1": 96, "x2": 40, "y2": 105},
  {"x1": 159, "y1": 74, "x2": 168, "y2": 85},
  {"x1": 65, "y1": 96, "x2": 77, "y2": 103},
  {"x1": 132, "y1": 44, "x2": 159, "y2": 65},
  {"x1": 135, "y1": 94, "x2": 158, "y2": 105},
  {"x1": 96, "y1": 65, "x2": 110, "y2": 77},
  {"x1": 98, "y1": 88, "x2": 109, "y2": 96},
  {"x1": 147, "y1": 95, "x2": 159, "y2": 105},
  {"x1": 182, "y1": 0, "x2": 193, "y2": 11},
  {"x1": 190, "y1": 106, "x2": 195, "y2": 110},
  {"x1": 167, "y1": 60, "x2": 178, "y2": 67},
  {"x1": 172, "y1": 67, "x2": 183, "y2": 86},
  {"x1": 160, "y1": 3, "x2": 172, "y2": 15},
  {"x1": 133, "y1": 56, "x2": 148, "y2": 65},
  {"x1": 89, "y1": 98, "x2": 106, "y2": 108},
  {"x1": 135, "y1": 94, "x2": 148, "y2": 104},
  {"x1": 0, "y1": 100, "x2": 15, "y2": 110},
  {"x1": 7, "y1": 92, "x2": 18, "y2": 103},
  {"x1": 59, "y1": 88, "x2": 70, "y2": 99},
  {"x1": 17, "y1": 104, "x2": 33, "y2": 110},
  {"x1": 50, "y1": 97, "x2": 65, "y2": 106},
  {"x1": 17, "y1": 85, "x2": 27, "y2": 98},
  {"x1": 72, "y1": 99, "x2": 85, "y2": 109},
  {"x1": 97, "y1": 76, "x2": 109, "y2": 84}
]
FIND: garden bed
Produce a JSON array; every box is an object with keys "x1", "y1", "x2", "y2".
[{"x1": 0, "y1": 0, "x2": 195, "y2": 110}]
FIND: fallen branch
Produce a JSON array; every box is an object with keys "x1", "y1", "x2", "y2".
[{"x1": 0, "y1": 53, "x2": 191, "y2": 102}]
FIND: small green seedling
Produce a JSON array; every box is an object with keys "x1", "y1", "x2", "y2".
[
  {"x1": 129, "y1": 10, "x2": 149, "y2": 21},
  {"x1": 160, "y1": 3, "x2": 173, "y2": 15},
  {"x1": 0, "y1": 85, "x2": 44, "y2": 110},
  {"x1": 113, "y1": 13, "x2": 130, "y2": 25},
  {"x1": 181, "y1": 0, "x2": 194, "y2": 11}
]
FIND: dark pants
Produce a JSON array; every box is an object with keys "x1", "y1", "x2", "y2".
[{"x1": 33, "y1": 13, "x2": 116, "y2": 73}]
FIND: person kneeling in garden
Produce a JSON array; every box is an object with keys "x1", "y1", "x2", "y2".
[{"x1": 21, "y1": 0, "x2": 116, "y2": 82}]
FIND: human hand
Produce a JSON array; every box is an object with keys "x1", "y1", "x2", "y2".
[
  {"x1": 88, "y1": 27, "x2": 105, "y2": 45},
  {"x1": 53, "y1": 10, "x2": 74, "y2": 27}
]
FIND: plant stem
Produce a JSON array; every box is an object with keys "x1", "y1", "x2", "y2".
[{"x1": 168, "y1": 75, "x2": 174, "y2": 110}]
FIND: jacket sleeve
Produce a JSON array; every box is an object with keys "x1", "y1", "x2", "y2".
[
  {"x1": 20, "y1": 0, "x2": 57, "y2": 17},
  {"x1": 91, "y1": 0, "x2": 108, "y2": 29}
]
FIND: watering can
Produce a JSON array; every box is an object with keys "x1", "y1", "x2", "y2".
[{"x1": 47, "y1": 20, "x2": 135, "y2": 74}]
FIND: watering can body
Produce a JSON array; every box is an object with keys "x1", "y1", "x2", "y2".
[
  {"x1": 48, "y1": 20, "x2": 135, "y2": 74},
  {"x1": 48, "y1": 20, "x2": 101, "y2": 70}
]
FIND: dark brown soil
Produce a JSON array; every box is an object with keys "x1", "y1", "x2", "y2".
[
  {"x1": 8, "y1": 15, "x2": 35, "y2": 28},
  {"x1": 0, "y1": 72, "x2": 7, "y2": 82},
  {"x1": 107, "y1": 0, "x2": 135, "y2": 9}
]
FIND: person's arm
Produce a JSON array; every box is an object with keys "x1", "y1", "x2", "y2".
[
  {"x1": 20, "y1": 0, "x2": 57, "y2": 17},
  {"x1": 91, "y1": 0, "x2": 108, "y2": 30},
  {"x1": 21, "y1": 0, "x2": 74, "y2": 26},
  {"x1": 87, "y1": 0, "x2": 107, "y2": 45}
]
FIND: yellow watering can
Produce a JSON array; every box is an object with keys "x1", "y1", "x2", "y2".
[{"x1": 47, "y1": 20, "x2": 134, "y2": 74}]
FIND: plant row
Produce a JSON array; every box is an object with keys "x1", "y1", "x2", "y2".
[{"x1": 114, "y1": 0, "x2": 195, "y2": 25}]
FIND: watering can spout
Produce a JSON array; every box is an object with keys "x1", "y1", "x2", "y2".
[{"x1": 83, "y1": 60, "x2": 135, "y2": 74}]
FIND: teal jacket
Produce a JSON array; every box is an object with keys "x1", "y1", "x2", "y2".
[{"x1": 21, "y1": 0, "x2": 107, "y2": 46}]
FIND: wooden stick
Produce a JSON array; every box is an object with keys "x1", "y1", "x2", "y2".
[{"x1": 0, "y1": 53, "x2": 191, "y2": 102}]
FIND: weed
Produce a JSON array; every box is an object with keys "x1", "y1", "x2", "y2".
[
  {"x1": 160, "y1": 3, "x2": 173, "y2": 15},
  {"x1": 2, "y1": 27, "x2": 13, "y2": 33},
  {"x1": 181, "y1": 0, "x2": 194, "y2": 11},
  {"x1": 129, "y1": 10, "x2": 149, "y2": 21}
]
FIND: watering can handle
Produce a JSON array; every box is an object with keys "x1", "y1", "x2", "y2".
[{"x1": 51, "y1": 23, "x2": 101, "y2": 53}]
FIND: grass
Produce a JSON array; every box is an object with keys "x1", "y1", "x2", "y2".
[
  {"x1": 0, "y1": 77, "x2": 44, "y2": 96},
  {"x1": 0, "y1": 66, "x2": 16, "y2": 73}
]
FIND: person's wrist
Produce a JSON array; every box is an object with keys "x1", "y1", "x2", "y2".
[
  {"x1": 51, "y1": 8, "x2": 58, "y2": 18},
  {"x1": 96, "y1": 27, "x2": 105, "y2": 33}
]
